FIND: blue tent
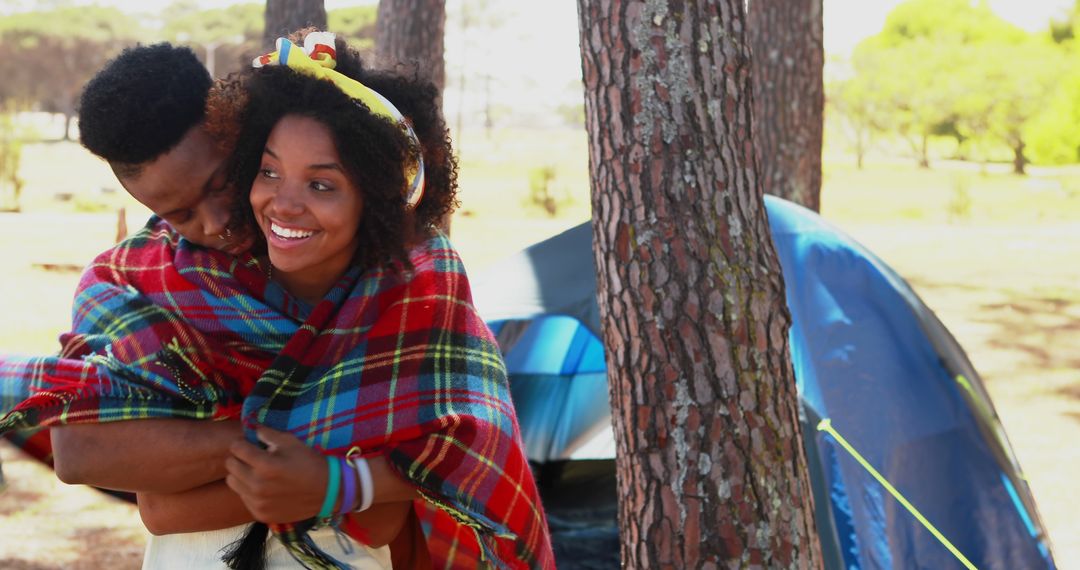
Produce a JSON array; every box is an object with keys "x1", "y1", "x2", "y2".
[{"x1": 472, "y1": 196, "x2": 1056, "y2": 569}]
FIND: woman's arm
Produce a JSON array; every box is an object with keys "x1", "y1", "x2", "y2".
[
  {"x1": 343, "y1": 502, "x2": 414, "y2": 548},
  {"x1": 52, "y1": 419, "x2": 242, "y2": 493}
]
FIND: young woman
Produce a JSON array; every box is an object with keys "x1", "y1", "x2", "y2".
[
  {"x1": 150, "y1": 32, "x2": 555, "y2": 568},
  {"x1": 2, "y1": 32, "x2": 553, "y2": 569}
]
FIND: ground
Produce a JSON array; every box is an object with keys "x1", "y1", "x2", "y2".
[{"x1": 0, "y1": 134, "x2": 1077, "y2": 567}]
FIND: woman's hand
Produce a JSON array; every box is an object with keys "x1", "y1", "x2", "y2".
[
  {"x1": 225, "y1": 425, "x2": 421, "y2": 525},
  {"x1": 224, "y1": 425, "x2": 331, "y2": 523}
]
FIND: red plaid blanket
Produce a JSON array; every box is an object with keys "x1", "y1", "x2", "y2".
[{"x1": 0, "y1": 218, "x2": 553, "y2": 568}]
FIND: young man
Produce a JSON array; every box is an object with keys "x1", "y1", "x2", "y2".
[
  {"x1": 3, "y1": 42, "x2": 428, "y2": 561},
  {"x1": 18, "y1": 43, "x2": 253, "y2": 497},
  {"x1": 78, "y1": 43, "x2": 252, "y2": 254}
]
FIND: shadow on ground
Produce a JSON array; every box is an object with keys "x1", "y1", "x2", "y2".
[
  {"x1": 909, "y1": 278, "x2": 1080, "y2": 392},
  {"x1": 979, "y1": 296, "x2": 1080, "y2": 370}
]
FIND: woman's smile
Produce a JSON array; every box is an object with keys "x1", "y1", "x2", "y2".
[
  {"x1": 250, "y1": 115, "x2": 364, "y2": 304},
  {"x1": 267, "y1": 220, "x2": 318, "y2": 249}
]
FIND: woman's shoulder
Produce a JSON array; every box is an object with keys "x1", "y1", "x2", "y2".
[{"x1": 407, "y1": 230, "x2": 466, "y2": 277}]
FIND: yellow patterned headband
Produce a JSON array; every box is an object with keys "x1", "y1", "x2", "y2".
[{"x1": 253, "y1": 32, "x2": 425, "y2": 209}]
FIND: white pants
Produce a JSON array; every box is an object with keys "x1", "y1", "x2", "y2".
[{"x1": 142, "y1": 523, "x2": 392, "y2": 569}]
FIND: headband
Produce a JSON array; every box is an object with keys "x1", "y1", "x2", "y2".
[{"x1": 253, "y1": 32, "x2": 425, "y2": 209}]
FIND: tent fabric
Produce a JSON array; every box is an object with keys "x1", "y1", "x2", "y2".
[
  {"x1": 766, "y1": 197, "x2": 1053, "y2": 569},
  {"x1": 471, "y1": 196, "x2": 1055, "y2": 569},
  {"x1": 475, "y1": 222, "x2": 602, "y2": 338},
  {"x1": 488, "y1": 316, "x2": 613, "y2": 462}
]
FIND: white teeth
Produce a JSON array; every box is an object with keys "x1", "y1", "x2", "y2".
[{"x1": 270, "y1": 222, "x2": 315, "y2": 239}]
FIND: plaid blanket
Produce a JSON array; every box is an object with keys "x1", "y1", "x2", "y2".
[{"x1": 0, "y1": 218, "x2": 554, "y2": 569}]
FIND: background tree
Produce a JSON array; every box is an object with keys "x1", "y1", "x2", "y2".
[
  {"x1": 0, "y1": 6, "x2": 142, "y2": 140},
  {"x1": 827, "y1": 69, "x2": 888, "y2": 170},
  {"x1": 1049, "y1": 0, "x2": 1080, "y2": 43},
  {"x1": 162, "y1": 3, "x2": 378, "y2": 78},
  {"x1": 1030, "y1": 2, "x2": 1080, "y2": 166},
  {"x1": 576, "y1": 0, "x2": 821, "y2": 567},
  {"x1": 328, "y1": 5, "x2": 378, "y2": 54},
  {"x1": 375, "y1": 0, "x2": 448, "y2": 233},
  {"x1": 375, "y1": 0, "x2": 446, "y2": 93},
  {"x1": 849, "y1": 38, "x2": 955, "y2": 168},
  {"x1": 952, "y1": 41, "x2": 1064, "y2": 174},
  {"x1": 1028, "y1": 60, "x2": 1080, "y2": 165},
  {"x1": 445, "y1": 0, "x2": 514, "y2": 146},
  {"x1": 263, "y1": 0, "x2": 325, "y2": 49},
  {"x1": 0, "y1": 109, "x2": 26, "y2": 211},
  {"x1": 748, "y1": 0, "x2": 824, "y2": 211},
  {"x1": 163, "y1": 2, "x2": 262, "y2": 78},
  {"x1": 832, "y1": 0, "x2": 1066, "y2": 172}
]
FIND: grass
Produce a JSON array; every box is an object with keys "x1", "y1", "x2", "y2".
[
  {"x1": 822, "y1": 158, "x2": 1080, "y2": 224},
  {"x1": 1, "y1": 132, "x2": 1078, "y2": 567}
]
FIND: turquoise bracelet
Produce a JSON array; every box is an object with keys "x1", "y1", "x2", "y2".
[{"x1": 317, "y1": 454, "x2": 341, "y2": 522}]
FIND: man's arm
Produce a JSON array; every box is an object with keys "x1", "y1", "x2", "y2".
[
  {"x1": 139, "y1": 480, "x2": 412, "y2": 548},
  {"x1": 138, "y1": 480, "x2": 252, "y2": 535},
  {"x1": 52, "y1": 418, "x2": 242, "y2": 493}
]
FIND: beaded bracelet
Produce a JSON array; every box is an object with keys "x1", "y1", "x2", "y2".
[{"x1": 317, "y1": 454, "x2": 341, "y2": 522}]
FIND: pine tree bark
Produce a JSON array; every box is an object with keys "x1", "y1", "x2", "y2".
[
  {"x1": 576, "y1": 1, "x2": 822, "y2": 567},
  {"x1": 375, "y1": 0, "x2": 446, "y2": 93},
  {"x1": 263, "y1": 0, "x2": 327, "y2": 48},
  {"x1": 748, "y1": 0, "x2": 824, "y2": 212}
]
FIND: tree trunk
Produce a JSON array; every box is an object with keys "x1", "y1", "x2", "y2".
[
  {"x1": 855, "y1": 129, "x2": 866, "y2": 170},
  {"x1": 375, "y1": 0, "x2": 446, "y2": 94},
  {"x1": 375, "y1": 0, "x2": 449, "y2": 233},
  {"x1": 748, "y1": 0, "x2": 824, "y2": 212},
  {"x1": 919, "y1": 133, "x2": 930, "y2": 168},
  {"x1": 576, "y1": 1, "x2": 822, "y2": 568},
  {"x1": 115, "y1": 207, "x2": 128, "y2": 243},
  {"x1": 263, "y1": 0, "x2": 327, "y2": 49},
  {"x1": 1012, "y1": 140, "x2": 1027, "y2": 175}
]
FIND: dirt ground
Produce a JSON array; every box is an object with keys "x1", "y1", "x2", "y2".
[{"x1": 0, "y1": 141, "x2": 1077, "y2": 566}]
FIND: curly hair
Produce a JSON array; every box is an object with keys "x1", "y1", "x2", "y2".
[
  {"x1": 215, "y1": 65, "x2": 413, "y2": 271},
  {"x1": 326, "y1": 36, "x2": 459, "y2": 234},
  {"x1": 357, "y1": 70, "x2": 459, "y2": 231},
  {"x1": 209, "y1": 32, "x2": 458, "y2": 271},
  {"x1": 78, "y1": 43, "x2": 212, "y2": 179}
]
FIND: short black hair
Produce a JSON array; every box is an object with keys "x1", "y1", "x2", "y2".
[{"x1": 78, "y1": 43, "x2": 212, "y2": 177}]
